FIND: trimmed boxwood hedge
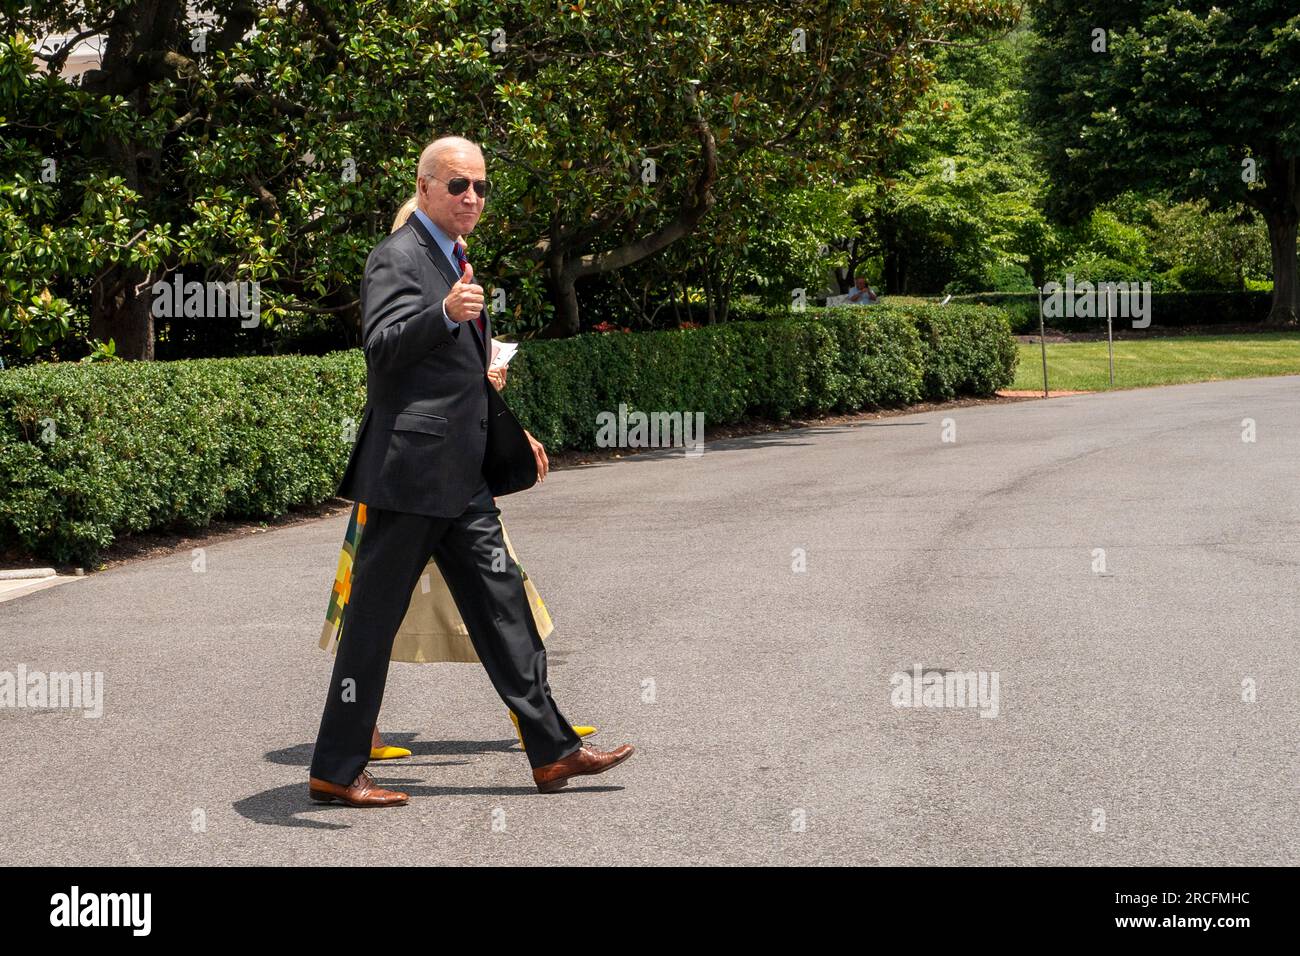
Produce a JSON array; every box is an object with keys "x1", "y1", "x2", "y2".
[{"x1": 0, "y1": 303, "x2": 1016, "y2": 563}]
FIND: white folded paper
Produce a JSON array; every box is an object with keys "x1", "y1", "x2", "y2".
[{"x1": 490, "y1": 339, "x2": 518, "y2": 369}]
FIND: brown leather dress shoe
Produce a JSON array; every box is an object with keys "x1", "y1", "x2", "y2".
[
  {"x1": 309, "y1": 769, "x2": 409, "y2": 807},
  {"x1": 532, "y1": 743, "x2": 635, "y2": 793}
]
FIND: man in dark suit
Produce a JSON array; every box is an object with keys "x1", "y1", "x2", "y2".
[{"x1": 308, "y1": 135, "x2": 633, "y2": 806}]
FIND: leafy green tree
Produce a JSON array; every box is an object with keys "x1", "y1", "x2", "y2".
[
  {"x1": 1026, "y1": 0, "x2": 1300, "y2": 323},
  {"x1": 3, "y1": 0, "x2": 1019, "y2": 360},
  {"x1": 1143, "y1": 200, "x2": 1271, "y2": 291},
  {"x1": 835, "y1": 22, "x2": 1057, "y2": 294},
  {"x1": 1, "y1": 2, "x2": 261, "y2": 360}
]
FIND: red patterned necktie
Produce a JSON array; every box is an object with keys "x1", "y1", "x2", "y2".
[{"x1": 452, "y1": 240, "x2": 486, "y2": 337}]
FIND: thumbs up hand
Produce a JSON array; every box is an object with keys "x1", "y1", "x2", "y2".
[{"x1": 444, "y1": 260, "x2": 484, "y2": 324}]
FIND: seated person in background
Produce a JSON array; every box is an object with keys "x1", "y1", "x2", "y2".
[{"x1": 845, "y1": 275, "x2": 879, "y2": 304}]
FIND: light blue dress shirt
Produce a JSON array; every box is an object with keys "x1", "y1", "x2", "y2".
[{"x1": 411, "y1": 207, "x2": 468, "y2": 333}]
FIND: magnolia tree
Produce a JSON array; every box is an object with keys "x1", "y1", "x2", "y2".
[
  {"x1": 2, "y1": 0, "x2": 1019, "y2": 359},
  {"x1": 1026, "y1": 0, "x2": 1300, "y2": 324}
]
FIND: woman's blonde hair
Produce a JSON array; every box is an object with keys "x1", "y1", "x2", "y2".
[{"x1": 391, "y1": 194, "x2": 418, "y2": 233}]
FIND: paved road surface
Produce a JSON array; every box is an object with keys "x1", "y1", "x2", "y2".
[{"x1": 2, "y1": 377, "x2": 1297, "y2": 865}]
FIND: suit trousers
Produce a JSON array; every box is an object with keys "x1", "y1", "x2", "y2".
[{"x1": 309, "y1": 480, "x2": 583, "y2": 785}]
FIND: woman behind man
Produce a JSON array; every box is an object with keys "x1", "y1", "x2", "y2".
[{"x1": 319, "y1": 195, "x2": 595, "y2": 760}]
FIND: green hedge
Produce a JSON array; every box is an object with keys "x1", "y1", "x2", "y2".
[
  {"x1": 0, "y1": 353, "x2": 365, "y2": 564},
  {"x1": 0, "y1": 304, "x2": 1016, "y2": 563}
]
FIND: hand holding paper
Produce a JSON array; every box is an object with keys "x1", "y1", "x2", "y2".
[{"x1": 490, "y1": 339, "x2": 518, "y2": 370}]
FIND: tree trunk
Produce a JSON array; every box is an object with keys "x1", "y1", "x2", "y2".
[
  {"x1": 535, "y1": 84, "x2": 718, "y2": 337},
  {"x1": 541, "y1": 253, "x2": 581, "y2": 337},
  {"x1": 881, "y1": 219, "x2": 901, "y2": 296},
  {"x1": 703, "y1": 255, "x2": 716, "y2": 324},
  {"x1": 1263, "y1": 209, "x2": 1299, "y2": 326},
  {"x1": 719, "y1": 263, "x2": 737, "y2": 322},
  {"x1": 78, "y1": 2, "x2": 181, "y2": 360},
  {"x1": 76, "y1": 0, "x2": 258, "y2": 359},
  {"x1": 90, "y1": 265, "x2": 156, "y2": 360},
  {"x1": 842, "y1": 236, "x2": 861, "y2": 294},
  {"x1": 84, "y1": 135, "x2": 160, "y2": 358}
]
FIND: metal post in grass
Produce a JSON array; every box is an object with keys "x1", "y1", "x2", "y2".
[
  {"x1": 1036, "y1": 285, "x2": 1049, "y2": 398},
  {"x1": 1105, "y1": 284, "x2": 1115, "y2": 386}
]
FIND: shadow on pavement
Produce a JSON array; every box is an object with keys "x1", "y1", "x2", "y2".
[
  {"x1": 265, "y1": 735, "x2": 520, "y2": 767},
  {"x1": 235, "y1": 780, "x2": 626, "y2": 830}
]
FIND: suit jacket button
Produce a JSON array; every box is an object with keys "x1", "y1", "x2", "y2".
[{"x1": 480, "y1": 417, "x2": 488, "y2": 429}]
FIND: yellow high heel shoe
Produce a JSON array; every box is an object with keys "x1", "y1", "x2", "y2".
[
  {"x1": 369, "y1": 728, "x2": 411, "y2": 760},
  {"x1": 509, "y1": 710, "x2": 596, "y2": 751}
]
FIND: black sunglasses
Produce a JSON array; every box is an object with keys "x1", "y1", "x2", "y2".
[{"x1": 425, "y1": 174, "x2": 490, "y2": 198}]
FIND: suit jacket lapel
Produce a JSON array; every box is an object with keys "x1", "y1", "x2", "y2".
[
  {"x1": 406, "y1": 216, "x2": 460, "y2": 288},
  {"x1": 406, "y1": 217, "x2": 489, "y2": 369},
  {"x1": 468, "y1": 305, "x2": 488, "y2": 369}
]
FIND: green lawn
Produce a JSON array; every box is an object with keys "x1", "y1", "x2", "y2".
[{"x1": 1011, "y1": 333, "x2": 1300, "y2": 391}]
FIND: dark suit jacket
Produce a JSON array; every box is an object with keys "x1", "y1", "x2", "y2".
[{"x1": 337, "y1": 215, "x2": 536, "y2": 516}]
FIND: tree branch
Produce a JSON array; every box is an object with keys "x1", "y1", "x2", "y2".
[
  {"x1": 278, "y1": 299, "x2": 360, "y2": 313},
  {"x1": 34, "y1": 26, "x2": 109, "y2": 74},
  {"x1": 246, "y1": 174, "x2": 281, "y2": 216},
  {"x1": 569, "y1": 83, "x2": 718, "y2": 279}
]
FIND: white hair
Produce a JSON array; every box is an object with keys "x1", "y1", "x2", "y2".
[{"x1": 417, "y1": 135, "x2": 482, "y2": 180}]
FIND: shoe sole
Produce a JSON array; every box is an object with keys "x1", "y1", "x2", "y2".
[
  {"x1": 309, "y1": 789, "x2": 408, "y2": 807},
  {"x1": 535, "y1": 749, "x2": 634, "y2": 794}
]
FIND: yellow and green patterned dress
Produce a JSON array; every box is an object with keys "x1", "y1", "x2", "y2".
[{"x1": 319, "y1": 502, "x2": 554, "y2": 663}]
